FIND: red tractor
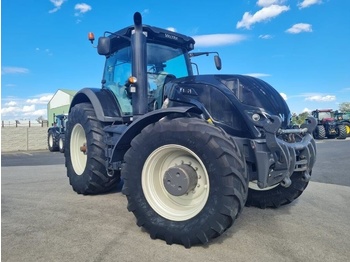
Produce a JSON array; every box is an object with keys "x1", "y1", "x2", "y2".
[{"x1": 311, "y1": 109, "x2": 347, "y2": 139}]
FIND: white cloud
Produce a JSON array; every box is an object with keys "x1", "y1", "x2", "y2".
[
  {"x1": 74, "y1": 3, "x2": 92, "y2": 16},
  {"x1": 286, "y1": 23, "x2": 313, "y2": 34},
  {"x1": 192, "y1": 34, "x2": 247, "y2": 47},
  {"x1": 26, "y1": 95, "x2": 53, "y2": 104},
  {"x1": 259, "y1": 34, "x2": 273, "y2": 39},
  {"x1": 49, "y1": 0, "x2": 66, "y2": 14},
  {"x1": 303, "y1": 108, "x2": 311, "y2": 113},
  {"x1": 305, "y1": 95, "x2": 336, "y2": 102},
  {"x1": 1, "y1": 66, "x2": 29, "y2": 75},
  {"x1": 31, "y1": 109, "x2": 47, "y2": 116},
  {"x1": 257, "y1": 0, "x2": 287, "y2": 7},
  {"x1": 1, "y1": 106, "x2": 21, "y2": 114},
  {"x1": 298, "y1": 0, "x2": 322, "y2": 9},
  {"x1": 1, "y1": 94, "x2": 53, "y2": 120},
  {"x1": 280, "y1": 92, "x2": 287, "y2": 100},
  {"x1": 142, "y1": 9, "x2": 150, "y2": 15},
  {"x1": 23, "y1": 105, "x2": 36, "y2": 113},
  {"x1": 166, "y1": 27, "x2": 176, "y2": 32},
  {"x1": 5, "y1": 101, "x2": 17, "y2": 107},
  {"x1": 237, "y1": 4, "x2": 290, "y2": 29}
]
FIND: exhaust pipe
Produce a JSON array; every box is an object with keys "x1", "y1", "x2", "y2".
[{"x1": 131, "y1": 12, "x2": 148, "y2": 116}]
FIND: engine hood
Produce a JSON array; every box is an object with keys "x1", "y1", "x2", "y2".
[{"x1": 166, "y1": 74, "x2": 291, "y2": 128}]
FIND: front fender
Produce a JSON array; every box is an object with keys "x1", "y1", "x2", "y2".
[{"x1": 110, "y1": 106, "x2": 202, "y2": 163}]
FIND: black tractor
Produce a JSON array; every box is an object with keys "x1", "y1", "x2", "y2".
[
  {"x1": 64, "y1": 12, "x2": 317, "y2": 248},
  {"x1": 47, "y1": 114, "x2": 67, "y2": 153},
  {"x1": 311, "y1": 109, "x2": 347, "y2": 139}
]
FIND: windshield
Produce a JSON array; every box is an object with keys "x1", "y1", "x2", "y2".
[
  {"x1": 102, "y1": 43, "x2": 190, "y2": 114},
  {"x1": 318, "y1": 111, "x2": 332, "y2": 120}
]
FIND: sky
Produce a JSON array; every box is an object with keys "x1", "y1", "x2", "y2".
[{"x1": 1, "y1": 0, "x2": 350, "y2": 122}]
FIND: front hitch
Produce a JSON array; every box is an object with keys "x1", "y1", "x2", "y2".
[{"x1": 252, "y1": 116, "x2": 317, "y2": 189}]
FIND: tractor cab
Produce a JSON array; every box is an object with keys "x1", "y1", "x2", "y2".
[
  {"x1": 90, "y1": 18, "x2": 221, "y2": 118},
  {"x1": 95, "y1": 23, "x2": 195, "y2": 116}
]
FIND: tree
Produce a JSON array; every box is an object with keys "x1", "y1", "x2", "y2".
[
  {"x1": 36, "y1": 116, "x2": 45, "y2": 124},
  {"x1": 339, "y1": 102, "x2": 350, "y2": 112},
  {"x1": 291, "y1": 112, "x2": 310, "y2": 126}
]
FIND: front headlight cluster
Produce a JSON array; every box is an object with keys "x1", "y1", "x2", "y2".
[{"x1": 245, "y1": 110, "x2": 270, "y2": 127}]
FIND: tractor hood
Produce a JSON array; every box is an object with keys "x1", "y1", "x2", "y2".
[
  {"x1": 322, "y1": 118, "x2": 334, "y2": 122},
  {"x1": 164, "y1": 74, "x2": 291, "y2": 138}
]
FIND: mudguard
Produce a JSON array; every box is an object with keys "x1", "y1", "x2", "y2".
[{"x1": 69, "y1": 88, "x2": 128, "y2": 123}]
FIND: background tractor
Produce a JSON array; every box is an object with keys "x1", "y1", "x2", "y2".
[
  {"x1": 64, "y1": 12, "x2": 317, "y2": 248},
  {"x1": 47, "y1": 114, "x2": 67, "y2": 152},
  {"x1": 334, "y1": 111, "x2": 350, "y2": 137},
  {"x1": 311, "y1": 109, "x2": 347, "y2": 139}
]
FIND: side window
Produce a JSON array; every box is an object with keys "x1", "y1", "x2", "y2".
[{"x1": 103, "y1": 48, "x2": 132, "y2": 115}]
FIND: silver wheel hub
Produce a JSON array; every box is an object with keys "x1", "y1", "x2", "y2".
[{"x1": 163, "y1": 164, "x2": 198, "y2": 196}]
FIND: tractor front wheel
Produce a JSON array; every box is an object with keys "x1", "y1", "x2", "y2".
[
  {"x1": 336, "y1": 124, "x2": 347, "y2": 139},
  {"x1": 313, "y1": 125, "x2": 326, "y2": 139},
  {"x1": 65, "y1": 103, "x2": 120, "y2": 194},
  {"x1": 122, "y1": 117, "x2": 248, "y2": 248},
  {"x1": 246, "y1": 171, "x2": 312, "y2": 208}
]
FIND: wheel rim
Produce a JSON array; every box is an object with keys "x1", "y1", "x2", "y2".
[
  {"x1": 59, "y1": 138, "x2": 63, "y2": 150},
  {"x1": 346, "y1": 125, "x2": 350, "y2": 135},
  {"x1": 142, "y1": 144, "x2": 209, "y2": 221},
  {"x1": 70, "y1": 124, "x2": 87, "y2": 175},
  {"x1": 249, "y1": 181, "x2": 279, "y2": 191},
  {"x1": 49, "y1": 134, "x2": 53, "y2": 147}
]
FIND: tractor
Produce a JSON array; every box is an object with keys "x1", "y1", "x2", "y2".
[
  {"x1": 64, "y1": 12, "x2": 317, "y2": 248},
  {"x1": 47, "y1": 113, "x2": 67, "y2": 152},
  {"x1": 311, "y1": 109, "x2": 347, "y2": 139},
  {"x1": 334, "y1": 111, "x2": 350, "y2": 137}
]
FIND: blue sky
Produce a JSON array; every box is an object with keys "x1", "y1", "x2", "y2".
[{"x1": 1, "y1": 0, "x2": 350, "y2": 122}]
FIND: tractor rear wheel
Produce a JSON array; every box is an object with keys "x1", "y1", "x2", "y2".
[
  {"x1": 122, "y1": 117, "x2": 248, "y2": 248},
  {"x1": 65, "y1": 103, "x2": 120, "y2": 194},
  {"x1": 48, "y1": 130, "x2": 59, "y2": 152},
  {"x1": 246, "y1": 171, "x2": 312, "y2": 208},
  {"x1": 336, "y1": 124, "x2": 347, "y2": 139},
  {"x1": 59, "y1": 135, "x2": 65, "y2": 153}
]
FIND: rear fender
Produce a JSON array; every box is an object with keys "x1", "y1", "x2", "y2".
[{"x1": 69, "y1": 88, "x2": 124, "y2": 122}]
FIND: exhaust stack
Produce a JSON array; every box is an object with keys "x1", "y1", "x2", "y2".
[{"x1": 131, "y1": 12, "x2": 148, "y2": 116}]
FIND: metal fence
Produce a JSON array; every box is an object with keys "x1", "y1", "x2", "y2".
[{"x1": 1, "y1": 120, "x2": 49, "y2": 128}]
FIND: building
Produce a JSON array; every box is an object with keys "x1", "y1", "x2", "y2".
[{"x1": 47, "y1": 89, "x2": 76, "y2": 126}]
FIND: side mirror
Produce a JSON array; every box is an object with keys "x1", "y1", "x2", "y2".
[
  {"x1": 214, "y1": 55, "x2": 222, "y2": 70},
  {"x1": 97, "y1": 37, "x2": 111, "y2": 56}
]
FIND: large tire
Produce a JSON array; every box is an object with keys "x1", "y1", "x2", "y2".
[
  {"x1": 65, "y1": 103, "x2": 120, "y2": 194},
  {"x1": 122, "y1": 117, "x2": 248, "y2": 248},
  {"x1": 336, "y1": 124, "x2": 347, "y2": 139},
  {"x1": 48, "y1": 129, "x2": 59, "y2": 152},
  {"x1": 314, "y1": 125, "x2": 326, "y2": 139},
  {"x1": 246, "y1": 171, "x2": 311, "y2": 209}
]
